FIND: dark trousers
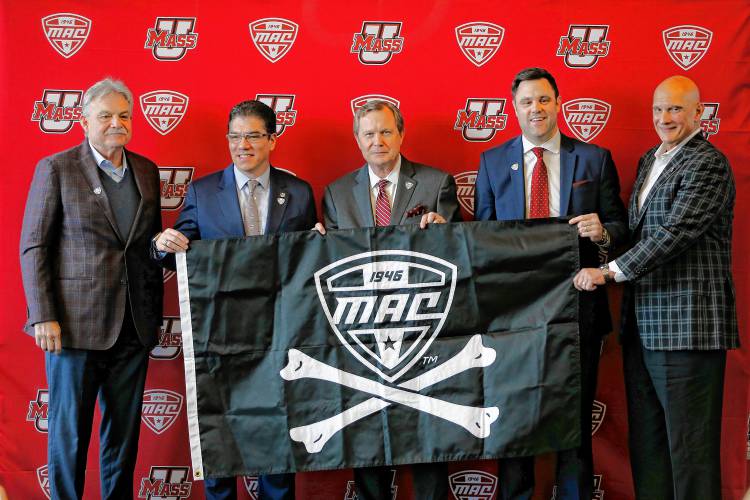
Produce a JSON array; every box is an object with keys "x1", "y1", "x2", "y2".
[
  {"x1": 622, "y1": 327, "x2": 726, "y2": 500},
  {"x1": 497, "y1": 331, "x2": 601, "y2": 500},
  {"x1": 46, "y1": 313, "x2": 149, "y2": 500},
  {"x1": 353, "y1": 462, "x2": 448, "y2": 500},
  {"x1": 204, "y1": 474, "x2": 294, "y2": 500}
]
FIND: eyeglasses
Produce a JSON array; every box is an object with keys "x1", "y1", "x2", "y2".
[{"x1": 226, "y1": 132, "x2": 272, "y2": 144}]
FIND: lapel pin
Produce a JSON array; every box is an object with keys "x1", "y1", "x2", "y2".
[
  {"x1": 511, "y1": 163, "x2": 519, "y2": 171},
  {"x1": 277, "y1": 197, "x2": 286, "y2": 205},
  {"x1": 94, "y1": 187, "x2": 102, "y2": 195},
  {"x1": 405, "y1": 181, "x2": 414, "y2": 190}
]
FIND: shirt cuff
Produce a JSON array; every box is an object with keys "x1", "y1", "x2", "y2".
[{"x1": 609, "y1": 260, "x2": 627, "y2": 282}]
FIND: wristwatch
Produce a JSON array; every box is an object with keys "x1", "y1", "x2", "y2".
[{"x1": 599, "y1": 263, "x2": 613, "y2": 283}]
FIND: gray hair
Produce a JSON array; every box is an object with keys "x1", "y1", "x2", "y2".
[
  {"x1": 81, "y1": 78, "x2": 133, "y2": 116},
  {"x1": 353, "y1": 99, "x2": 404, "y2": 136}
]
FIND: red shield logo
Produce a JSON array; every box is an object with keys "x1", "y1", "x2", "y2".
[
  {"x1": 454, "y1": 98, "x2": 507, "y2": 142},
  {"x1": 37, "y1": 465, "x2": 51, "y2": 499},
  {"x1": 159, "y1": 167, "x2": 194, "y2": 211},
  {"x1": 700, "y1": 102, "x2": 721, "y2": 138},
  {"x1": 449, "y1": 470, "x2": 498, "y2": 500},
  {"x1": 150, "y1": 316, "x2": 184, "y2": 360},
  {"x1": 454, "y1": 22, "x2": 504, "y2": 67},
  {"x1": 31, "y1": 89, "x2": 83, "y2": 134},
  {"x1": 41, "y1": 13, "x2": 91, "y2": 58},
  {"x1": 591, "y1": 399, "x2": 606, "y2": 435},
  {"x1": 563, "y1": 98, "x2": 611, "y2": 143},
  {"x1": 144, "y1": 17, "x2": 199, "y2": 61},
  {"x1": 350, "y1": 21, "x2": 404, "y2": 65},
  {"x1": 141, "y1": 389, "x2": 184, "y2": 435},
  {"x1": 557, "y1": 25, "x2": 610, "y2": 69},
  {"x1": 139, "y1": 466, "x2": 192, "y2": 499},
  {"x1": 255, "y1": 94, "x2": 297, "y2": 136},
  {"x1": 27, "y1": 389, "x2": 49, "y2": 433},
  {"x1": 350, "y1": 94, "x2": 400, "y2": 115},
  {"x1": 243, "y1": 476, "x2": 259, "y2": 500},
  {"x1": 140, "y1": 90, "x2": 189, "y2": 135},
  {"x1": 454, "y1": 171, "x2": 477, "y2": 217},
  {"x1": 249, "y1": 18, "x2": 299, "y2": 63},
  {"x1": 662, "y1": 25, "x2": 713, "y2": 70}
]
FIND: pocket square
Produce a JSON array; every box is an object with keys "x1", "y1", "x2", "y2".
[
  {"x1": 406, "y1": 204, "x2": 427, "y2": 217},
  {"x1": 572, "y1": 179, "x2": 592, "y2": 188}
]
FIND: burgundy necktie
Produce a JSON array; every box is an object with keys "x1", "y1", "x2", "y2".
[
  {"x1": 375, "y1": 179, "x2": 391, "y2": 226},
  {"x1": 529, "y1": 147, "x2": 550, "y2": 218}
]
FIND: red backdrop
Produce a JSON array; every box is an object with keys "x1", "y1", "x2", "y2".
[{"x1": 1, "y1": 1, "x2": 748, "y2": 498}]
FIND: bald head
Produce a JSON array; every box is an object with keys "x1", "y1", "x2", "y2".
[{"x1": 652, "y1": 76, "x2": 703, "y2": 149}]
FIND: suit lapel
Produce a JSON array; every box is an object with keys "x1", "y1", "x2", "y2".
[
  {"x1": 508, "y1": 137, "x2": 526, "y2": 220},
  {"x1": 265, "y1": 167, "x2": 289, "y2": 235},
  {"x1": 632, "y1": 136, "x2": 701, "y2": 228},
  {"x1": 354, "y1": 165, "x2": 375, "y2": 226},
  {"x1": 393, "y1": 156, "x2": 417, "y2": 224},
  {"x1": 558, "y1": 135, "x2": 576, "y2": 216},
  {"x1": 216, "y1": 165, "x2": 246, "y2": 237},
  {"x1": 628, "y1": 153, "x2": 653, "y2": 228},
  {"x1": 75, "y1": 142, "x2": 124, "y2": 243},
  {"x1": 124, "y1": 149, "x2": 147, "y2": 247}
]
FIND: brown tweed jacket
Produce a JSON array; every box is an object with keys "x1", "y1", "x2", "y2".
[{"x1": 20, "y1": 141, "x2": 163, "y2": 350}]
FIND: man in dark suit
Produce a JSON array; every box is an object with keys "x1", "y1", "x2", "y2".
[
  {"x1": 574, "y1": 75, "x2": 738, "y2": 499},
  {"x1": 316, "y1": 100, "x2": 461, "y2": 500},
  {"x1": 154, "y1": 100, "x2": 315, "y2": 500},
  {"x1": 20, "y1": 78, "x2": 163, "y2": 499},
  {"x1": 474, "y1": 67, "x2": 627, "y2": 500}
]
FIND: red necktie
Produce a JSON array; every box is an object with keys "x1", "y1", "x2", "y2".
[
  {"x1": 375, "y1": 179, "x2": 391, "y2": 226},
  {"x1": 529, "y1": 147, "x2": 550, "y2": 218}
]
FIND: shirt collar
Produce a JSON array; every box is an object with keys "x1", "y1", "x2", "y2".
[
  {"x1": 654, "y1": 128, "x2": 702, "y2": 159},
  {"x1": 521, "y1": 129, "x2": 561, "y2": 155},
  {"x1": 89, "y1": 141, "x2": 128, "y2": 172},
  {"x1": 368, "y1": 155, "x2": 402, "y2": 189},
  {"x1": 234, "y1": 165, "x2": 271, "y2": 191}
]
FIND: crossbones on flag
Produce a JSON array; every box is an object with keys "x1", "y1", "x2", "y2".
[{"x1": 176, "y1": 220, "x2": 581, "y2": 479}]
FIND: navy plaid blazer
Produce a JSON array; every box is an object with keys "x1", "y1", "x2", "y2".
[{"x1": 618, "y1": 134, "x2": 738, "y2": 350}]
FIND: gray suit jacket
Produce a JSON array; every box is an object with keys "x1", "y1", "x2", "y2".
[
  {"x1": 20, "y1": 141, "x2": 164, "y2": 350},
  {"x1": 618, "y1": 134, "x2": 738, "y2": 350},
  {"x1": 323, "y1": 156, "x2": 461, "y2": 229}
]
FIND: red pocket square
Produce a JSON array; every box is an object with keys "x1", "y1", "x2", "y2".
[
  {"x1": 572, "y1": 179, "x2": 592, "y2": 188},
  {"x1": 406, "y1": 204, "x2": 427, "y2": 217}
]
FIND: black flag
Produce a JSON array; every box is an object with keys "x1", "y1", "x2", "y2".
[{"x1": 177, "y1": 220, "x2": 580, "y2": 478}]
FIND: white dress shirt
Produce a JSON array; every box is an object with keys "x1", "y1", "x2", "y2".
[
  {"x1": 367, "y1": 155, "x2": 401, "y2": 222},
  {"x1": 89, "y1": 141, "x2": 128, "y2": 182},
  {"x1": 234, "y1": 165, "x2": 271, "y2": 235},
  {"x1": 521, "y1": 131, "x2": 562, "y2": 217}
]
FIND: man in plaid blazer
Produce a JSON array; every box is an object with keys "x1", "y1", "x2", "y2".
[
  {"x1": 574, "y1": 75, "x2": 738, "y2": 499},
  {"x1": 20, "y1": 78, "x2": 163, "y2": 499}
]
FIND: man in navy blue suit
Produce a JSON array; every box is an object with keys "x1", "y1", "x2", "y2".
[
  {"x1": 154, "y1": 100, "x2": 316, "y2": 500},
  {"x1": 474, "y1": 68, "x2": 627, "y2": 500}
]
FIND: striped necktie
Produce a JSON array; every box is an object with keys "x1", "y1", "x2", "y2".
[{"x1": 375, "y1": 179, "x2": 391, "y2": 226}]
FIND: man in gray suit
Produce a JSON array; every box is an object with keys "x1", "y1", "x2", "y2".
[
  {"x1": 573, "y1": 76, "x2": 738, "y2": 499},
  {"x1": 20, "y1": 78, "x2": 163, "y2": 499},
  {"x1": 316, "y1": 100, "x2": 461, "y2": 500}
]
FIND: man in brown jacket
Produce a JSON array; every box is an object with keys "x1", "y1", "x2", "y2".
[{"x1": 20, "y1": 77, "x2": 163, "y2": 499}]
